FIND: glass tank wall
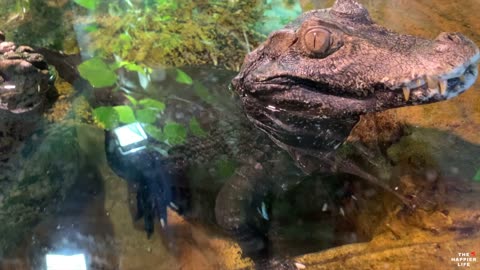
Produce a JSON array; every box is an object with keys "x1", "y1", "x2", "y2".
[{"x1": 0, "y1": 0, "x2": 479, "y2": 269}]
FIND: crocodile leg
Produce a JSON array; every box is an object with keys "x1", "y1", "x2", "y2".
[
  {"x1": 134, "y1": 162, "x2": 173, "y2": 236},
  {"x1": 287, "y1": 147, "x2": 414, "y2": 210},
  {"x1": 333, "y1": 158, "x2": 414, "y2": 208},
  {"x1": 215, "y1": 164, "x2": 297, "y2": 270}
]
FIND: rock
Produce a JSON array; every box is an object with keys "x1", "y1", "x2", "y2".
[
  {"x1": 0, "y1": 32, "x2": 55, "y2": 163},
  {"x1": 0, "y1": 123, "x2": 88, "y2": 256},
  {"x1": 0, "y1": 41, "x2": 15, "y2": 53},
  {"x1": 294, "y1": 178, "x2": 480, "y2": 269},
  {"x1": 0, "y1": 37, "x2": 51, "y2": 114}
]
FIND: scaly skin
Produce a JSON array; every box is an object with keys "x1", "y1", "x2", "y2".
[
  {"x1": 233, "y1": 0, "x2": 479, "y2": 168},
  {"x1": 230, "y1": 0, "x2": 478, "y2": 268},
  {"x1": 104, "y1": 83, "x2": 306, "y2": 268}
]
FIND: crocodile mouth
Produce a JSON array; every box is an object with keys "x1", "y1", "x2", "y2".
[
  {"x1": 239, "y1": 52, "x2": 480, "y2": 117},
  {"x1": 394, "y1": 53, "x2": 480, "y2": 102},
  {"x1": 248, "y1": 54, "x2": 479, "y2": 102}
]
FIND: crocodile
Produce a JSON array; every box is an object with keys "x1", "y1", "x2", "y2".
[
  {"x1": 227, "y1": 0, "x2": 478, "y2": 266},
  {"x1": 40, "y1": 0, "x2": 478, "y2": 269},
  {"x1": 232, "y1": 0, "x2": 479, "y2": 173}
]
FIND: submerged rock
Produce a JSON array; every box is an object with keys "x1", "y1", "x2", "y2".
[
  {"x1": 0, "y1": 123, "x2": 89, "y2": 255},
  {"x1": 0, "y1": 32, "x2": 56, "y2": 163},
  {"x1": 0, "y1": 34, "x2": 51, "y2": 114}
]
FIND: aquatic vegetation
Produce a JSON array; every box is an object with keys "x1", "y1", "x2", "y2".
[
  {"x1": 2, "y1": 0, "x2": 76, "y2": 51},
  {"x1": 175, "y1": 69, "x2": 193, "y2": 85},
  {"x1": 78, "y1": 57, "x2": 117, "y2": 88},
  {"x1": 4, "y1": 0, "x2": 283, "y2": 69},
  {"x1": 103, "y1": 106, "x2": 199, "y2": 147},
  {"x1": 77, "y1": 55, "x2": 207, "y2": 148},
  {"x1": 92, "y1": 91, "x2": 206, "y2": 147},
  {"x1": 5, "y1": 0, "x2": 300, "y2": 155},
  {"x1": 73, "y1": 0, "x2": 97, "y2": 10},
  {"x1": 474, "y1": 169, "x2": 480, "y2": 182}
]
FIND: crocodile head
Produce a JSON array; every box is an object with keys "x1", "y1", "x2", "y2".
[{"x1": 232, "y1": 0, "x2": 479, "y2": 161}]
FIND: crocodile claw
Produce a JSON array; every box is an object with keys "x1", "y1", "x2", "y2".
[
  {"x1": 255, "y1": 257, "x2": 300, "y2": 270},
  {"x1": 135, "y1": 175, "x2": 172, "y2": 237}
]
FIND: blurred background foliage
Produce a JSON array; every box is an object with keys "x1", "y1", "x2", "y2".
[{"x1": 1, "y1": 0, "x2": 301, "y2": 69}]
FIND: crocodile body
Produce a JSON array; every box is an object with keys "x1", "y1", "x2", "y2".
[{"x1": 104, "y1": 67, "x2": 312, "y2": 269}]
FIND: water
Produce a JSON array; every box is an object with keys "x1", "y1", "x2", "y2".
[{"x1": 0, "y1": 1, "x2": 479, "y2": 269}]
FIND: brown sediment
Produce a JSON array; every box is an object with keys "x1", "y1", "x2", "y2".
[{"x1": 295, "y1": 180, "x2": 480, "y2": 269}]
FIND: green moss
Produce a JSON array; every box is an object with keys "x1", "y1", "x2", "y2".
[
  {"x1": 86, "y1": 0, "x2": 267, "y2": 69},
  {"x1": 4, "y1": 1, "x2": 77, "y2": 51}
]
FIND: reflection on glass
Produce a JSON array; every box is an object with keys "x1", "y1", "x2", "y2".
[
  {"x1": 45, "y1": 253, "x2": 87, "y2": 270},
  {"x1": 113, "y1": 122, "x2": 148, "y2": 155}
]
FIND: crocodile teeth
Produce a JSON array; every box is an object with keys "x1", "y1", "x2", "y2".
[
  {"x1": 160, "y1": 218, "x2": 165, "y2": 228},
  {"x1": 416, "y1": 79, "x2": 423, "y2": 87},
  {"x1": 439, "y1": 80, "x2": 447, "y2": 95},
  {"x1": 426, "y1": 76, "x2": 439, "y2": 92},
  {"x1": 169, "y1": 202, "x2": 179, "y2": 210},
  {"x1": 402, "y1": 86, "x2": 411, "y2": 101},
  {"x1": 294, "y1": 262, "x2": 306, "y2": 269}
]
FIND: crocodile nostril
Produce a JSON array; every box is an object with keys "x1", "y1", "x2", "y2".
[{"x1": 437, "y1": 32, "x2": 463, "y2": 44}]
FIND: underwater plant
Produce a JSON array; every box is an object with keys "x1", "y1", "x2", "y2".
[
  {"x1": 73, "y1": 0, "x2": 97, "y2": 10},
  {"x1": 71, "y1": 0, "x2": 303, "y2": 153},
  {"x1": 77, "y1": 57, "x2": 207, "y2": 150},
  {"x1": 474, "y1": 168, "x2": 480, "y2": 182}
]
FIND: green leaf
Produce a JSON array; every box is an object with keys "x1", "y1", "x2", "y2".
[
  {"x1": 189, "y1": 117, "x2": 207, "y2": 138},
  {"x1": 144, "y1": 124, "x2": 163, "y2": 141},
  {"x1": 124, "y1": 95, "x2": 138, "y2": 106},
  {"x1": 119, "y1": 61, "x2": 146, "y2": 75},
  {"x1": 136, "y1": 109, "x2": 158, "y2": 124},
  {"x1": 175, "y1": 69, "x2": 193, "y2": 85},
  {"x1": 93, "y1": 106, "x2": 119, "y2": 130},
  {"x1": 163, "y1": 121, "x2": 187, "y2": 145},
  {"x1": 73, "y1": 0, "x2": 98, "y2": 10},
  {"x1": 78, "y1": 58, "x2": 117, "y2": 88},
  {"x1": 215, "y1": 159, "x2": 236, "y2": 178},
  {"x1": 119, "y1": 33, "x2": 132, "y2": 42},
  {"x1": 193, "y1": 82, "x2": 215, "y2": 105},
  {"x1": 151, "y1": 145, "x2": 169, "y2": 157},
  {"x1": 84, "y1": 24, "x2": 99, "y2": 32},
  {"x1": 139, "y1": 98, "x2": 165, "y2": 112},
  {"x1": 113, "y1": 105, "x2": 136, "y2": 124},
  {"x1": 474, "y1": 169, "x2": 480, "y2": 182}
]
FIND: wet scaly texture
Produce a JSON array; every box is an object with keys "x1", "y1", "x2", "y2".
[{"x1": 292, "y1": 0, "x2": 480, "y2": 268}]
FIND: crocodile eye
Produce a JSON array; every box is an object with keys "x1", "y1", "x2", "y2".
[{"x1": 304, "y1": 28, "x2": 331, "y2": 54}]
